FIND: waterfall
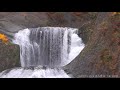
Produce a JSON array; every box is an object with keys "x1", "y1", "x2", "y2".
[
  {"x1": 12, "y1": 27, "x2": 84, "y2": 68},
  {"x1": 0, "y1": 27, "x2": 85, "y2": 78}
]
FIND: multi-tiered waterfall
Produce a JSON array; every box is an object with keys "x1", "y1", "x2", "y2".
[{"x1": 0, "y1": 27, "x2": 85, "y2": 78}]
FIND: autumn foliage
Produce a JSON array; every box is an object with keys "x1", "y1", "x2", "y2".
[
  {"x1": 111, "y1": 12, "x2": 120, "y2": 16},
  {"x1": 0, "y1": 33, "x2": 8, "y2": 44}
]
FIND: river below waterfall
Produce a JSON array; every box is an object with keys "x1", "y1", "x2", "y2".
[{"x1": 0, "y1": 67, "x2": 71, "y2": 78}]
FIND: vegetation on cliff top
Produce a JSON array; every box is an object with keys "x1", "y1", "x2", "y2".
[{"x1": 0, "y1": 33, "x2": 9, "y2": 44}]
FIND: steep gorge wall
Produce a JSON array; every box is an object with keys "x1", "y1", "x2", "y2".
[{"x1": 65, "y1": 12, "x2": 120, "y2": 77}]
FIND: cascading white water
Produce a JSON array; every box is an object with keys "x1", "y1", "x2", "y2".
[
  {"x1": 0, "y1": 67, "x2": 70, "y2": 78},
  {"x1": 0, "y1": 27, "x2": 85, "y2": 78}
]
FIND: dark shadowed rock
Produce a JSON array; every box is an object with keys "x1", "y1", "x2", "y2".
[
  {"x1": 0, "y1": 42, "x2": 20, "y2": 72},
  {"x1": 64, "y1": 12, "x2": 120, "y2": 78}
]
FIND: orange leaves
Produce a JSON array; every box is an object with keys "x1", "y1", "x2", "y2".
[{"x1": 0, "y1": 33, "x2": 9, "y2": 44}]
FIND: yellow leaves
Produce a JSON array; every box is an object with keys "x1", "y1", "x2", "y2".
[
  {"x1": 112, "y1": 12, "x2": 117, "y2": 16},
  {"x1": 111, "y1": 12, "x2": 120, "y2": 16},
  {"x1": 0, "y1": 33, "x2": 9, "y2": 44}
]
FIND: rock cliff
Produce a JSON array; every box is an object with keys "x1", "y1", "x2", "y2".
[{"x1": 0, "y1": 12, "x2": 119, "y2": 78}]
